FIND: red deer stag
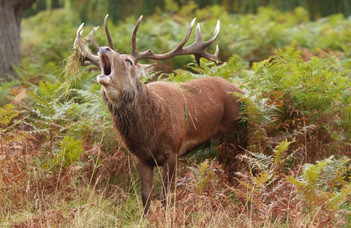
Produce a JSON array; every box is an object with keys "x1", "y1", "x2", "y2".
[{"x1": 74, "y1": 15, "x2": 245, "y2": 215}]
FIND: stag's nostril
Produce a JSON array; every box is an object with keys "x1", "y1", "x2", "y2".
[{"x1": 99, "y1": 47, "x2": 112, "y2": 55}]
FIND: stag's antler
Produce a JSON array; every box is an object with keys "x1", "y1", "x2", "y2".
[
  {"x1": 74, "y1": 14, "x2": 116, "y2": 66},
  {"x1": 74, "y1": 23, "x2": 100, "y2": 66},
  {"x1": 132, "y1": 16, "x2": 220, "y2": 65},
  {"x1": 104, "y1": 14, "x2": 115, "y2": 50},
  {"x1": 75, "y1": 15, "x2": 220, "y2": 66}
]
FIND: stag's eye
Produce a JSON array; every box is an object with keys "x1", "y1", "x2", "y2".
[{"x1": 125, "y1": 59, "x2": 133, "y2": 66}]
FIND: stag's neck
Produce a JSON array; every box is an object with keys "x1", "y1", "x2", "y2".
[{"x1": 101, "y1": 80, "x2": 165, "y2": 159}]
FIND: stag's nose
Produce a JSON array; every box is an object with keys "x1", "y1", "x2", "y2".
[{"x1": 99, "y1": 46, "x2": 112, "y2": 55}]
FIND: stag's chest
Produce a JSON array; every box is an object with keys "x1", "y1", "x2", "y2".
[
  {"x1": 120, "y1": 135, "x2": 168, "y2": 166},
  {"x1": 110, "y1": 107, "x2": 168, "y2": 165}
]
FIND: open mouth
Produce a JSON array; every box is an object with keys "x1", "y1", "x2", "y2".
[
  {"x1": 97, "y1": 52, "x2": 113, "y2": 85},
  {"x1": 100, "y1": 53, "x2": 112, "y2": 76}
]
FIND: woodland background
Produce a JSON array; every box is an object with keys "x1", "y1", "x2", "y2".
[{"x1": 1, "y1": 0, "x2": 351, "y2": 227}]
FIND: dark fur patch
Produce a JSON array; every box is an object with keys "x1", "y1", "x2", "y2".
[{"x1": 101, "y1": 80, "x2": 167, "y2": 165}]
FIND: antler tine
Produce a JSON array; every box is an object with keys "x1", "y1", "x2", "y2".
[
  {"x1": 196, "y1": 23, "x2": 202, "y2": 42},
  {"x1": 132, "y1": 18, "x2": 220, "y2": 66},
  {"x1": 74, "y1": 23, "x2": 100, "y2": 66},
  {"x1": 193, "y1": 20, "x2": 220, "y2": 65},
  {"x1": 133, "y1": 18, "x2": 197, "y2": 61},
  {"x1": 90, "y1": 26, "x2": 100, "y2": 50},
  {"x1": 204, "y1": 20, "x2": 220, "y2": 45},
  {"x1": 176, "y1": 18, "x2": 197, "y2": 50},
  {"x1": 132, "y1": 16, "x2": 195, "y2": 59},
  {"x1": 132, "y1": 15, "x2": 144, "y2": 57},
  {"x1": 104, "y1": 14, "x2": 115, "y2": 50},
  {"x1": 194, "y1": 44, "x2": 219, "y2": 65}
]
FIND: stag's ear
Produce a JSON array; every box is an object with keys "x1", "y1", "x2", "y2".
[{"x1": 137, "y1": 63, "x2": 155, "y2": 78}]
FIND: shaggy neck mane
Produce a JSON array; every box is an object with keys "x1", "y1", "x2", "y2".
[{"x1": 101, "y1": 80, "x2": 164, "y2": 161}]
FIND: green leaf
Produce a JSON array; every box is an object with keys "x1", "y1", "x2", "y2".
[{"x1": 58, "y1": 136, "x2": 84, "y2": 166}]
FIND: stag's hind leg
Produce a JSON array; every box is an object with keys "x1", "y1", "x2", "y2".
[
  {"x1": 160, "y1": 156, "x2": 176, "y2": 208},
  {"x1": 137, "y1": 161, "x2": 154, "y2": 215}
]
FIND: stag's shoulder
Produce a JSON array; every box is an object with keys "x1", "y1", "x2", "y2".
[
  {"x1": 146, "y1": 77, "x2": 243, "y2": 94},
  {"x1": 183, "y1": 76, "x2": 226, "y2": 84},
  {"x1": 183, "y1": 77, "x2": 243, "y2": 93},
  {"x1": 146, "y1": 81, "x2": 185, "y2": 101},
  {"x1": 146, "y1": 81, "x2": 179, "y2": 92}
]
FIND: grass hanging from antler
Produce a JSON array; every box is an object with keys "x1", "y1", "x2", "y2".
[{"x1": 62, "y1": 35, "x2": 97, "y2": 88}]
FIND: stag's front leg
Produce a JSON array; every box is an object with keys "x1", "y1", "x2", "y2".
[
  {"x1": 160, "y1": 156, "x2": 176, "y2": 208},
  {"x1": 137, "y1": 161, "x2": 154, "y2": 215}
]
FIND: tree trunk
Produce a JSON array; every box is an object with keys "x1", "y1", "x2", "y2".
[{"x1": 0, "y1": 0, "x2": 36, "y2": 81}]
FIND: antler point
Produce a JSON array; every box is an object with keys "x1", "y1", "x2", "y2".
[
  {"x1": 195, "y1": 23, "x2": 202, "y2": 41},
  {"x1": 191, "y1": 18, "x2": 196, "y2": 27},
  {"x1": 215, "y1": 20, "x2": 220, "y2": 33},
  {"x1": 215, "y1": 45, "x2": 219, "y2": 57},
  {"x1": 77, "y1": 23, "x2": 84, "y2": 33},
  {"x1": 196, "y1": 23, "x2": 201, "y2": 32}
]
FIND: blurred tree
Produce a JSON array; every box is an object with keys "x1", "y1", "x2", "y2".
[
  {"x1": 0, "y1": 0, "x2": 36, "y2": 81},
  {"x1": 24, "y1": 0, "x2": 61, "y2": 17},
  {"x1": 25, "y1": 0, "x2": 166, "y2": 24},
  {"x1": 24, "y1": 0, "x2": 351, "y2": 22}
]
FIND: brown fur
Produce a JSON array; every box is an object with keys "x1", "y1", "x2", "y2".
[{"x1": 102, "y1": 77, "x2": 243, "y2": 165}]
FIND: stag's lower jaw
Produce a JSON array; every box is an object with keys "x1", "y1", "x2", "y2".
[{"x1": 97, "y1": 75, "x2": 111, "y2": 85}]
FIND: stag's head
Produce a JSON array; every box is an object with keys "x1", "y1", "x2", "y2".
[{"x1": 74, "y1": 15, "x2": 220, "y2": 103}]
